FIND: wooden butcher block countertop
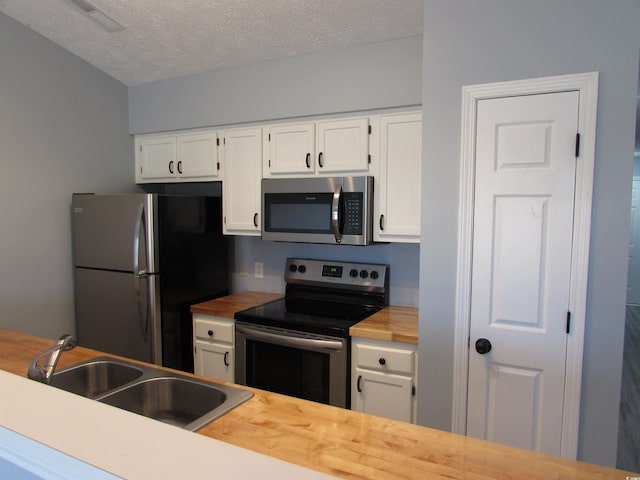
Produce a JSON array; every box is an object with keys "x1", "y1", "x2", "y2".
[
  {"x1": 191, "y1": 291, "x2": 419, "y2": 345},
  {"x1": 0, "y1": 328, "x2": 634, "y2": 480},
  {"x1": 190, "y1": 291, "x2": 283, "y2": 318},
  {"x1": 350, "y1": 305, "x2": 418, "y2": 344}
]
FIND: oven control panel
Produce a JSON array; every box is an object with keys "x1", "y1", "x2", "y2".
[{"x1": 285, "y1": 258, "x2": 388, "y2": 291}]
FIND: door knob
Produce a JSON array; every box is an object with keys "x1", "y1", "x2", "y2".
[{"x1": 475, "y1": 338, "x2": 492, "y2": 354}]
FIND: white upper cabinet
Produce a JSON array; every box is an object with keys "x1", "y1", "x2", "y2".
[
  {"x1": 317, "y1": 117, "x2": 370, "y2": 174},
  {"x1": 135, "y1": 134, "x2": 177, "y2": 182},
  {"x1": 374, "y1": 112, "x2": 422, "y2": 243},
  {"x1": 176, "y1": 132, "x2": 220, "y2": 179},
  {"x1": 135, "y1": 130, "x2": 220, "y2": 183},
  {"x1": 265, "y1": 122, "x2": 316, "y2": 175},
  {"x1": 263, "y1": 117, "x2": 371, "y2": 177},
  {"x1": 222, "y1": 127, "x2": 262, "y2": 236}
]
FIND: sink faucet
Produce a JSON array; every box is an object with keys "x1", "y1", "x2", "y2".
[{"x1": 27, "y1": 334, "x2": 77, "y2": 384}]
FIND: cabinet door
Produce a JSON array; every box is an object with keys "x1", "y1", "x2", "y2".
[
  {"x1": 177, "y1": 132, "x2": 220, "y2": 179},
  {"x1": 266, "y1": 123, "x2": 316, "y2": 175},
  {"x1": 136, "y1": 135, "x2": 177, "y2": 182},
  {"x1": 352, "y1": 368, "x2": 414, "y2": 423},
  {"x1": 222, "y1": 127, "x2": 262, "y2": 236},
  {"x1": 375, "y1": 113, "x2": 422, "y2": 242},
  {"x1": 316, "y1": 118, "x2": 369, "y2": 174},
  {"x1": 194, "y1": 340, "x2": 234, "y2": 383}
]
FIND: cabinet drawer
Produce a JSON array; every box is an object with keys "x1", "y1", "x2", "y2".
[
  {"x1": 194, "y1": 316, "x2": 234, "y2": 344},
  {"x1": 355, "y1": 343, "x2": 414, "y2": 375}
]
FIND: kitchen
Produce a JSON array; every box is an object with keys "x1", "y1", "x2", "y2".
[{"x1": 0, "y1": 0, "x2": 638, "y2": 476}]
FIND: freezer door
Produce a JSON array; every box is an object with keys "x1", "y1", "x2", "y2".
[
  {"x1": 72, "y1": 194, "x2": 158, "y2": 273},
  {"x1": 74, "y1": 268, "x2": 160, "y2": 363}
]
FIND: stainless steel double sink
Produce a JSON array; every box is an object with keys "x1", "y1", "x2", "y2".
[{"x1": 49, "y1": 356, "x2": 253, "y2": 431}]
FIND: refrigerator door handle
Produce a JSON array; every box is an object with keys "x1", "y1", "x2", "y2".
[{"x1": 133, "y1": 203, "x2": 149, "y2": 340}]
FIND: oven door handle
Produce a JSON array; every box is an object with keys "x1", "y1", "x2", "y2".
[{"x1": 236, "y1": 325, "x2": 343, "y2": 350}]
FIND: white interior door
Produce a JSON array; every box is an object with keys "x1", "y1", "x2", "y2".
[{"x1": 466, "y1": 91, "x2": 579, "y2": 455}]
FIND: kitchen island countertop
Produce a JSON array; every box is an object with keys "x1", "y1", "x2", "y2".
[{"x1": 0, "y1": 328, "x2": 634, "y2": 479}]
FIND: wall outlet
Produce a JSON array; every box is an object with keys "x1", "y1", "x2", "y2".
[{"x1": 254, "y1": 262, "x2": 264, "y2": 279}]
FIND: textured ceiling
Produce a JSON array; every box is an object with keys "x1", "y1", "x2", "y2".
[{"x1": 0, "y1": 0, "x2": 424, "y2": 86}]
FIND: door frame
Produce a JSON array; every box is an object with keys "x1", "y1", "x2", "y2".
[{"x1": 452, "y1": 72, "x2": 599, "y2": 459}]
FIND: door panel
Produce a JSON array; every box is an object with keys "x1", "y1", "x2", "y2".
[
  {"x1": 467, "y1": 91, "x2": 579, "y2": 455},
  {"x1": 72, "y1": 194, "x2": 152, "y2": 274},
  {"x1": 74, "y1": 268, "x2": 153, "y2": 363}
]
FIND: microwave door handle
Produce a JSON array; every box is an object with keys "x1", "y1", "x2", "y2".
[{"x1": 331, "y1": 184, "x2": 342, "y2": 244}]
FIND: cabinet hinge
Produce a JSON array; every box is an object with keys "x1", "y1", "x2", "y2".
[
  {"x1": 139, "y1": 145, "x2": 143, "y2": 152},
  {"x1": 217, "y1": 162, "x2": 220, "y2": 171},
  {"x1": 223, "y1": 216, "x2": 226, "y2": 224},
  {"x1": 575, "y1": 133, "x2": 581, "y2": 158},
  {"x1": 268, "y1": 159, "x2": 271, "y2": 167},
  {"x1": 368, "y1": 125, "x2": 372, "y2": 135},
  {"x1": 412, "y1": 385, "x2": 416, "y2": 396},
  {"x1": 268, "y1": 133, "x2": 271, "y2": 141},
  {"x1": 368, "y1": 154, "x2": 371, "y2": 164}
]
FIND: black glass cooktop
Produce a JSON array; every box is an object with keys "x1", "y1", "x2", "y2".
[{"x1": 234, "y1": 297, "x2": 380, "y2": 338}]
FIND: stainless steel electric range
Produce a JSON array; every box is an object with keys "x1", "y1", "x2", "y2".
[{"x1": 234, "y1": 257, "x2": 389, "y2": 408}]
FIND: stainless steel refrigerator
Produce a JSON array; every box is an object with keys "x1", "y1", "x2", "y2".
[{"x1": 71, "y1": 193, "x2": 228, "y2": 372}]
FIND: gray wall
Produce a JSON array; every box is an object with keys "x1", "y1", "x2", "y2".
[
  {"x1": 419, "y1": 0, "x2": 639, "y2": 467},
  {"x1": 0, "y1": 13, "x2": 134, "y2": 339},
  {"x1": 128, "y1": 36, "x2": 423, "y2": 134}
]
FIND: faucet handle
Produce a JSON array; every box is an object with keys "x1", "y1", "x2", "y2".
[{"x1": 56, "y1": 334, "x2": 77, "y2": 350}]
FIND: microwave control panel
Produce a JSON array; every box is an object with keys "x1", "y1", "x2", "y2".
[{"x1": 342, "y1": 192, "x2": 363, "y2": 235}]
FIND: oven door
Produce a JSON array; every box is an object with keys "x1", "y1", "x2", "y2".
[{"x1": 235, "y1": 322, "x2": 348, "y2": 408}]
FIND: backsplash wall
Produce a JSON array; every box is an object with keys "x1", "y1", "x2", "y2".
[{"x1": 230, "y1": 236, "x2": 419, "y2": 307}]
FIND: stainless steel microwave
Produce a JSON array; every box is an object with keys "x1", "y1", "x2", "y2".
[{"x1": 261, "y1": 176, "x2": 374, "y2": 245}]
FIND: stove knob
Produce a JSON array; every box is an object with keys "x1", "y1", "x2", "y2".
[
  {"x1": 289, "y1": 264, "x2": 298, "y2": 273},
  {"x1": 350, "y1": 269, "x2": 359, "y2": 278},
  {"x1": 370, "y1": 270, "x2": 379, "y2": 280},
  {"x1": 359, "y1": 270, "x2": 369, "y2": 279},
  {"x1": 298, "y1": 265, "x2": 306, "y2": 274}
]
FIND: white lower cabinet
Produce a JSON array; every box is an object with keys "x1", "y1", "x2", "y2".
[
  {"x1": 351, "y1": 337, "x2": 418, "y2": 423},
  {"x1": 193, "y1": 314, "x2": 234, "y2": 383}
]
